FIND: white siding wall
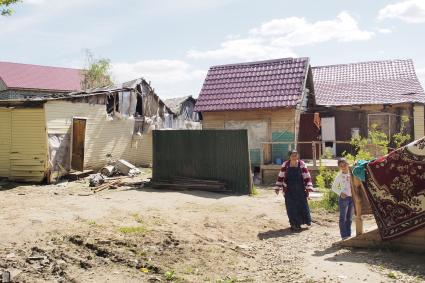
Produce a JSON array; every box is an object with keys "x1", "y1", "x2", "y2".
[{"x1": 44, "y1": 101, "x2": 152, "y2": 170}]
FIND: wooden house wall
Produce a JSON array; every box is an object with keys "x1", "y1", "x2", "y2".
[
  {"x1": 413, "y1": 104, "x2": 425, "y2": 139},
  {"x1": 300, "y1": 103, "x2": 413, "y2": 157},
  {"x1": 202, "y1": 108, "x2": 296, "y2": 164}
]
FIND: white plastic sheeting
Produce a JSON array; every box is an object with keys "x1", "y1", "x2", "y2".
[
  {"x1": 224, "y1": 121, "x2": 268, "y2": 148},
  {"x1": 48, "y1": 134, "x2": 70, "y2": 181}
]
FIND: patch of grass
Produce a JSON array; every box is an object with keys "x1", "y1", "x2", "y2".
[
  {"x1": 217, "y1": 277, "x2": 238, "y2": 283},
  {"x1": 86, "y1": 220, "x2": 103, "y2": 227},
  {"x1": 217, "y1": 276, "x2": 253, "y2": 283},
  {"x1": 183, "y1": 266, "x2": 198, "y2": 275},
  {"x1": 118, "y1": 225, "x2": 147, "y2": 235},
  {"x1": 309, "y1": 197, "x2": 338, "y2": 212},
  {"x1": 388, "y1": 271, "x2": 398, "y2": 279},
  {"x1": 250, "y1": 185, "x2": 259, "y2": 196},
  {"x1": 131, "y1": 212, "x2": 144, "y2": 224},
  {"x1": 165, "y1": 271, "x2": 176, "y2": 281}
]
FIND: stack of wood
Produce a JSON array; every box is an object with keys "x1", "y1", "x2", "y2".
[
  {"x1": 150, "y1": 176, "x2": 230, "y2": 193},
  {"x1": 91, "y1": 178, "x2": 123, "y2": 193}
]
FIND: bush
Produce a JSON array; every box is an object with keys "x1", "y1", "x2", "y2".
[{"x1": 311, "y1": 165, "x2": 339, "y2": 212}]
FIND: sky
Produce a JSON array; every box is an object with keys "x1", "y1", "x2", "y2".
[{"x1": 1, "y1": 0, "x2": 425, "y2": 98}]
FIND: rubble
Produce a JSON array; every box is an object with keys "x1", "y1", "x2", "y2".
[{"x1": 114, "y1": 160, "x2": 141, "y2": 177}]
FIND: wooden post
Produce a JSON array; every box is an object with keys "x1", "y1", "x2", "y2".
[
  {"x1": 312, "y1": 142, "x2": 317, "y2": 167},
  {"x1": 351, "y1": 174, "x2": 364, "y2": 236}
]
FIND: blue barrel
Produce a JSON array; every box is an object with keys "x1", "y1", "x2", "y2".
[{"x1": 275, "y1": 158, "x2": 283, "y2": 165}]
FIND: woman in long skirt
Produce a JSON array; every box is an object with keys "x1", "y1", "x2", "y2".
[{"x1": 275, "y1": 150, "x2": 313, "y2": 232}]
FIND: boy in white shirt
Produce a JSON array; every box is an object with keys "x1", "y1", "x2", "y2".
[{"x1": 332, "y1": 158, "x2": 354, "y2": 240}]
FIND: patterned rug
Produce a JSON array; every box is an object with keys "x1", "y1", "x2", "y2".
[{"x1": 366, "y1": 137, "x2": 425, "y2": 240}]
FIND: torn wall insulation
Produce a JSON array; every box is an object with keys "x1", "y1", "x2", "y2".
[
  {"x1": 48, "y1": 134, "x2": 70, "y2": 182},
  {"x1": 224, "y1": 121, "x2": 268, "y2": 148},
  {"x1": 164, "y1": 113, "x2": 173, "y2": 129}
]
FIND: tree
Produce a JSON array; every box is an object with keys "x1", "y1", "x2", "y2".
[
  {"x1": 1, "y1": 0, "x2": 20, "y2": 16},
  {"x1": 81, "y1": 50, "x2": 113, "y2": 90}
]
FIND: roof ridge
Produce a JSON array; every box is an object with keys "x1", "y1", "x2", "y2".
[
  {"x1": 210, "y1": 57, "x2": 309, "y2": 69},
  {"x1": 0, "y1": 61, "x2": 82, "y2": 71},
  {"x1": 312, "y1": 58, "x2": 413, "y2": 70}
]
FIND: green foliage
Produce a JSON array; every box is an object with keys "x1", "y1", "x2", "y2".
[
  {"x1": 345, "y1": 118, "x2": 411, "y2": 163},
  {"x1": 316, "y1": 165, "x2": 337, "y2": 190},
  {"x1": 344, "y1": 124, "x2": 388, "y2": 164},
  {"x1": 81, "y1": 49, "x2": 113, "y2": 90},
  {"x1": 392, "y1": 115, "x2": 411, "y2": 149},
  {"x1": 310, "y1": 165, "x2": 338, "y2": 212},
  {"x1": 0, "y1": 0, "x2": 19, "y2": 16},
  {"x1": 322, "y1": 147, "x2": 334, "y2": 159}
]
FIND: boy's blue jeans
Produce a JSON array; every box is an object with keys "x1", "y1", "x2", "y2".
[{"x1": 339, "y1": 196, "x2": 354, "y2": 239}]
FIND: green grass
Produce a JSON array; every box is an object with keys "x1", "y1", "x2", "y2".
[
  {"x1": 131, "y1": 212, "x2": 144, "y2": 223},
  {"x1": 165, "y1": 271, "x2": 176, "y2": 281},
  {"x1": 250, "y1": 185, "x2": 259, "y2": 196},
  {"x1": 388, "y1": 271, "x2": 398, "y2": 279},
  {"x1": 118, "y1": 226, "x2": 147, "y2": 234}
]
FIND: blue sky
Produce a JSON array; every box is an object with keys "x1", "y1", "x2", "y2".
[{"x1": 1, "y1": 0, "x2": 424, "y2": 98}]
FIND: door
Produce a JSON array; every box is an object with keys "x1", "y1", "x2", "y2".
[
  {"x1": 71, "y1": 118, "x2": 86, "y2": 171},
  {"x1": 321, "y1": 117, "x2": 336, "y2": 157}
]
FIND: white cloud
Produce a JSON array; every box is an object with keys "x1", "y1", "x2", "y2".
[
  {"x1": 377, "y1": 28, "x2": 392, "y2": 34},
  {"x1": 112, "y1": 59, "x2": 207, "y2": 98},
  {"x1": 187, "y1": 12, "x2": 374, "y2": 61},
  {"x1": 378, "y1": 0, "x2": 425, "y2": 23},
  {"x1": 187, "y1": 38, "x2": 297, "y2": 61}
]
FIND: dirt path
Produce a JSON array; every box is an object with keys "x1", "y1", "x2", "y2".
[{"x1": 0, "y1": 176, "x2": 424, "y2": 282}]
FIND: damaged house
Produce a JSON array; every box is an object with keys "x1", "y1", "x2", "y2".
[
  {"x1": 0, "y1": 78, "x2": 172, "y2": 183},
  {"x1": 163, "y1": 95, "x2": 202, "y2": 129},
  {"x1": 0, "y1": 61, "x2": 82, "y2": 100}
]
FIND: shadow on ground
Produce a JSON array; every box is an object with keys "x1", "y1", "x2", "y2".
[
  {"x1": 122, "y1": 184, "x2": 235, "y2": 200},
  {"x1": 257, "y1": 227, "x2": 309, "y2": 240}
]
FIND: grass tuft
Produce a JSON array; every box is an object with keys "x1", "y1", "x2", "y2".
[{"x1": 118, "y1": 226, "x2": 147, "y2": 234}]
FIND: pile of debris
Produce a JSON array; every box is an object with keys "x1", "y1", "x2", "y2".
[
  {"x1": 88, "y1": 160, "x2": 141, "y2": 193},
  {"x1": 149, "y1": 177, "x2": 230, "y2": 193}
]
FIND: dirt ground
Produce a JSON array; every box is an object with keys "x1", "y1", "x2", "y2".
[{"x1": 0, "y1": 170, "x2": 424, "y2": 283}]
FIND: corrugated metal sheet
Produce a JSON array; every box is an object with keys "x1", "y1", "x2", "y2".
[
  {"x1": 0, "y1": 108, "x2": 11, "y2": 177},
  {"x1": 152, "y1": 130, "x2": 251, "y2": 195},
  {"x1": 0, "y1": 108, "x2": 47, "y2": 182},
  {"x1": 44, "y1": 101, "x2": 151, "y2": 170}
]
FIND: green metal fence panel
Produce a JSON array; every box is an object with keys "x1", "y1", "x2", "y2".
[{"x1": 152, "y1": 130, "x2": 252, "y2": 195}]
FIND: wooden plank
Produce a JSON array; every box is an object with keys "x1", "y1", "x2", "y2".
[{"x1": 340, "y1": 228, "x2": 425, "y2": 253}]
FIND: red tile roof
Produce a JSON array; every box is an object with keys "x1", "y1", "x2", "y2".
[
  {"x1": 313, "y1": 59, "x2": 425, "y2": 106},
  {"x1": 0, "y1": 61, "x2": 82, "y2": 92},
  {"x1": 195, "y1": 57, "x2": 310, "y2": 112}
]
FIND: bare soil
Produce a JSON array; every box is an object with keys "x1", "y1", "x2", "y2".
[{"x1": 0, "y1": 171, "x2": 424, "y2": 283}]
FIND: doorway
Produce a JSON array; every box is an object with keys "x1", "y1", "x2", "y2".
[
  {"x1": 321, "y1": 117, "x2": 336, "y2": 157},
  {"x1": 71, "y1": 117, "x2": 87, "y2": 171}
]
